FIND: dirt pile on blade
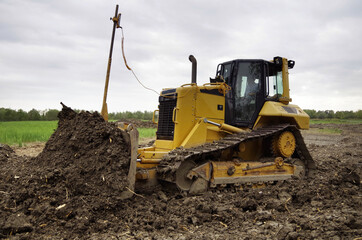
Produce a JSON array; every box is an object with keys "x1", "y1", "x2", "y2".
[
  {"x1": 0, "y1": 104, "x2": 131, "y2": 238},
  {"x1": 36, "y1": 103, "x2": 131, "y2": 195}
]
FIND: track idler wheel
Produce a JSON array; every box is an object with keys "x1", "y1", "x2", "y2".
[
  {"x1": 175, "y1": 160, "x2": 209, "y2": 194},
  {"x1": 272, "y1": 131, "x2": 296, "y2": 158},
  {"x1": 176, "y1": 160, "x2": 197, "y2": 191}
]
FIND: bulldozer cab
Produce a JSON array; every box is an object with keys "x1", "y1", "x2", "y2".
[{"x1": 215, "y1": 57, "x2": 294, "y2": 128}]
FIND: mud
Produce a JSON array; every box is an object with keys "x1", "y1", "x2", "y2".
[
  {"x1": 0, "y1": 115, "x2": 361, "y2": 239},
  {"x1": 0, "y1": 144, "x2": 14, "y2": 162}
]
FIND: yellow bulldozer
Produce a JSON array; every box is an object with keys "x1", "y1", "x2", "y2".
[
  {"x1": 101, "y1": 6, "x2": 315, "y2": 198},
  {"x1": 132, "y1": 55, "x2": 316, "y2": 194},
  {"x1": 104, "y1": 55, "x2": 316, "y2": 197}
]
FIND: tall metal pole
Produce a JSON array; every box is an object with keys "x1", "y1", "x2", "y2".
[{"x1": 101, "y1": 5, "x2": 120, "y2": 121}]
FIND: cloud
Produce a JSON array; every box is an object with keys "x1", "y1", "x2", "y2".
[{"x1": 0, "y1": 0, "x2": 361, "y2": 112}]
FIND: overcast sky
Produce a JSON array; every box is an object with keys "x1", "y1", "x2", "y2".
[{"x1": 1, "y1": 0, "x2": 361, "y2": 112}]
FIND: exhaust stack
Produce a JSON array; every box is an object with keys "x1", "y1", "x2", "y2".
[{"x1": 189, "y1": 55, "x2": 197, "y2": 84}]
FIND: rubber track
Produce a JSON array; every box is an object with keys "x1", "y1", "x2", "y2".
[{"x1": 157, "y1": 124, "x2": 316, "y2": 183}]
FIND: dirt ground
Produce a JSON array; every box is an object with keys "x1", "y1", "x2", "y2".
[{"x1": 0, "y1": 110, "x2": 361, "y2": 239}]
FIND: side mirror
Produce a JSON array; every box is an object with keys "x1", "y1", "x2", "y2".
[{"x1": 288, "y1": 60, "x2": 295, "y2": 69}]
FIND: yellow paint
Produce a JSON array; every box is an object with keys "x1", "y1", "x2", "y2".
[
  {"x1": 211, "y1": 160, "x2": 295, "y2": 179},
  {"x1": 153, "y1": 140, "x2": 174, "y2": 150},
  {"x1": 254, "y1": 101, "x2": 310, "y2": 129},
  {"x1": 195, "y1": 92, "x2": 224, "y2": 120},
  {"x1": 280, "y1": 58, "x2": 292, "y2": 104},
  {"x1": 206, "y1": 126, "x2": 226, "y2": 142},
  {"x1": 172, "y1": 85, "x2": 197, "y2": 148},
  {"x1": 275, "y1": 131, "x2": 296, "y2": 157},
  {"x1": 180, "y1": 118, "x2": 208, "y2": 148},
  {"x1": 219, "y1": 123, "x2": 245, "y2": 133}
]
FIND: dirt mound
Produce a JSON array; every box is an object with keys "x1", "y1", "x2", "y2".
[
  {"x1": 118, "y1": 118, "x2": 156, "y2": 128},
  {"x1": 0, "y1": 104, "x2": 132, "y2": 238},
  {"x1": 0, "y1": 144, "x2": 14, "y2": 162},
  {"x1": 37, "y1": 103, "x2": 131, "y2": 194}
]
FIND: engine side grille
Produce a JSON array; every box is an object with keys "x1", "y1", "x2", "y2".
[{"x1": 156, "y1": 95, "x2": 177, "y2": 140}]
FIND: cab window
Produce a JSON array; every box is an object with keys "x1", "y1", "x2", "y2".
[
  {"x1": 216, "y1": 63, "x2": 232, "y2": 83},
  {"x1": 266, "y1": 63, "x2": 283, "y2": 99}
]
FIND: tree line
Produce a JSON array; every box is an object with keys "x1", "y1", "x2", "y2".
[
  {"x1": 108, "y1": 111, "x2": 153, "y2": 121},
  {"x1": 0, "y1": 107, "x2": 361, "y2": 121},
  {"x1": 0, "y1": 108, "x2": 59, "y2": 121},
  {"x1": 0, "y1": 108, "x2": 154, "y2": 121},
  {"x1": 303, "y1": 109, "x2": 362, "y2": 119}
]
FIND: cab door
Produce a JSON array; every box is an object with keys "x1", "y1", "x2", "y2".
[{"x1": 233, "y1": 61, "x2": 264, "y2": 128}]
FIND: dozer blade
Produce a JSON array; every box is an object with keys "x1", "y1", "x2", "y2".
[{"x1": 117, "y1": 122, "x2": 139, "y2": 200}]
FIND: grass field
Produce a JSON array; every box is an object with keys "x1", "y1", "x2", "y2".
[
  {"x1": 0, "y1": 121, "x2": 156, "y2": 147},
  {"x1": 0, "y1": 121, "x2": 58, "y2": 146},
  {"x1": 310, "y1": 119, "x2": 362, "y2": 124},
  {"x1": 138, "y1": 128, "x2": 157, "y2": 139}
]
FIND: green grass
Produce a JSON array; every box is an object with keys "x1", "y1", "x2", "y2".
[
  {"x1": 138, "y1": 128, "x2": 157, "y2": 139},
  {"x1": 310, "y1": 119, "x2": 362, "y2": 124},
  {"x1": 0, "y1": 121, "x2": 58, "y2": 146},
  {"x1": 0, "y1": 121, "x2": 156, "y2": 147}
]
